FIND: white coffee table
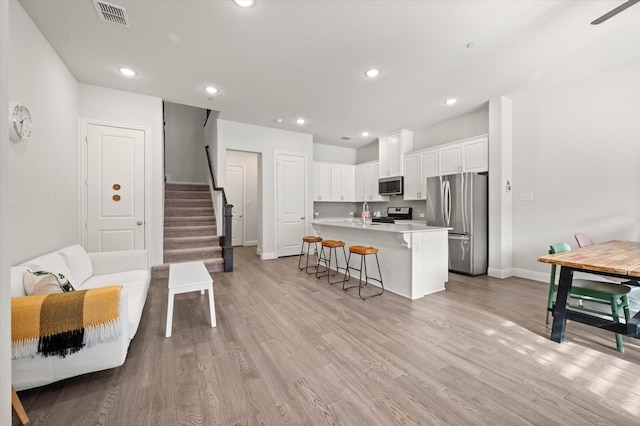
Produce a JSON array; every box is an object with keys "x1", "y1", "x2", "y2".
[{"x1": 165, "y1": 261, "x2": 216, "y2": 337}]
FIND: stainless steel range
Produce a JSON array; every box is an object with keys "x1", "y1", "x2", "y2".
[{"x1": 372, "y1": 207, "x2": 412, "y2": 223}]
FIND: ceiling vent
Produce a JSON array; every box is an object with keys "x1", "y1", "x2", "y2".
[
  {"x1": 93, "y1": 0, "x2": 130, "y2": 28},
  {"x1": 341, "y1": 137, "x2": 352, "y2": 140}
]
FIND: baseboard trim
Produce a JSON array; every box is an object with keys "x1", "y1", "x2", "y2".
[
  {"x1": 487, "y1": 267, "x2": 513, "y2": 279},
  {"x1": 511, "y1": 268, "x2": 548, "y2": 283},
  {"x1": 245, "y1": 240, "x2": 258, "y2": 246},
  {"x1": 260, "y1": 252, "x2": 278, "y2": 260}
]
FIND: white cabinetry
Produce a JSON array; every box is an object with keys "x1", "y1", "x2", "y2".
[
  {"x1": 356, "y1": 161, "x2": 388, "y2": 202},
  {"x1": 438, "y1": 144, "x2": 462, "y2": 175},
  {"x1": 403, "y1": 149, "x2": 438, "y2": 200},
  {"x1": 379, "y1": 129, "x2": 413, "y2": 177},
  {"x1": 313, "y1": 162, "x2": 355, "y2": 202},
  {"x1": 364, "y1": 161, "x2": 388, "y2": 202},
  {"x1": 461, "y1": 136, "x2": 488, "y2": 173},
  {"x1": 355, "y1": 164, "x2": 366, "y2": 201},
  {"x1": 330, "y1": 164, "x2": 355, "y2": 201},
  {"x1": 313, "y1": 162, "x2": 331, "y2": 201},
  {"x1": 438, "y1": 135, "x2": 488, "y2": 176}
]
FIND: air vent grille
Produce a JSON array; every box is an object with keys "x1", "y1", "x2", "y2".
[
  {"x1": 93, "y1": 0, "x2": 129, "y2": 27},
  {"x1": 341, "y1": 136, "x2": 351, "y2": 140}
]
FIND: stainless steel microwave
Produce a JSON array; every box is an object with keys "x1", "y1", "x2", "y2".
[{"x1": 378, "y1": 176, "x2": 403, "y2": 196}]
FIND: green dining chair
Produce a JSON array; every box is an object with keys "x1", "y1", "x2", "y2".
[{"x1": 546, "y1": 242, "x2": 631, "y2": 352}]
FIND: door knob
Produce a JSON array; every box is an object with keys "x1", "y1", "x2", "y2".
[{"x1": 137, "y1": 221, "x2": 143, "y2": 225}]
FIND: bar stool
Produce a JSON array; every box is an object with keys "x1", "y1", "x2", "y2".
[
  {"x1": 298, "y1": 236, "x2": 323, "y2": 273},
  {"x1": 343, "y1": 245, "x2": 384, "y2": 300},
  {"x1": 316, "y1": 240, "x2": 350, "y2": 284}
]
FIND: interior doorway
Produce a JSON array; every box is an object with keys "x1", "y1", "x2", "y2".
[
  {"x1": 83, "y1": 121, "x2": 147, "y2": 252},
  {"x1": 226, "y1": 150, "x2": 259, "y2": 247}
]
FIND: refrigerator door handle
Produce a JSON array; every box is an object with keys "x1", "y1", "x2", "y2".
[{"x1": 443, "y1": 180, "x2": 451, "y2": 227}]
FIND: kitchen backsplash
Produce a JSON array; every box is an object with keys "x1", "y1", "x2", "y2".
[{"x1": 314, "y1": 197, "x2": 427, "y2": 221}]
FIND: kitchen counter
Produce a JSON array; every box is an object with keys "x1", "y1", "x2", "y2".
[{"x1": 312, "y1": 220, "x2": 450, "y2": 299}]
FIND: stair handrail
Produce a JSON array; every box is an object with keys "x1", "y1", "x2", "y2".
[{"x1": 204, "y1": 145, "x2": 233, "y2": 272}]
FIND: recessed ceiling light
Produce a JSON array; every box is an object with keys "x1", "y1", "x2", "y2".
[
  {"x1": 274, "y1": 118, "x2": 283, "y2": 123},
  {"x1": 365, "y1": 68, "x2": 380, "y2": 78},
  {"x1": 118, "y1": 67, "x2": 136, "y2": 77},
  {"x1": 233, "y1": 0, "x2": 255, "y2": 7},
  {"x1": 445, "y1": 98, "x2": 458, "y2": 105},
  {"x1": 296, "y1": 118, "x2": 306, "y2": 125},
  {"x1": 204, "y1": 86, "x2": 218, "y2": 95},
  {"x1": 362, "y1": 132, "x2": 369, "y2": 137}
]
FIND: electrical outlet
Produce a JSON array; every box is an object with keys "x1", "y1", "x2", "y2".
[
  {"x1": 419, "y1": 213, "x2": 425, "y2": 218},
  {"x1": 314, "y1": 212, "x2": 319, "y2": 217},
  {"x1": 349, "y1": 212, "x2": 353, "y2": 216}
]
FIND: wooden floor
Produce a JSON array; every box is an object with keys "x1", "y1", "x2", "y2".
[{"x1": 14, "y1": 247, "x2": 640, "y2": 425}]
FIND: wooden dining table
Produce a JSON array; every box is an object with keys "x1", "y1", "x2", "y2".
[{"x1": 538, "y1": 240, "x2": 640, "y2": 343}]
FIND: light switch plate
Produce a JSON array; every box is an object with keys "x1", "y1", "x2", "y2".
[{"x1": 519, "y1": 192, "x2": 534, "y2": 201}]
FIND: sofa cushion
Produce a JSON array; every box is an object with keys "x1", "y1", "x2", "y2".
[
  {"x1": 58, "y1": 245, "x2": 93, "y2": 286},
  {"x1": 81, "y1": 270, "x2": 150, "y2": 340}
]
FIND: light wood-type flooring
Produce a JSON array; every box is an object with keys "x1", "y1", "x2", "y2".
[{"x1": 14, "y1": 247, "x2": 640, "y2": 425}]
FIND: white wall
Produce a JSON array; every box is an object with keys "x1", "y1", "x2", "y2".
[
  {"x1": 313, "y1": 143, "x2": 356, "y2": 164},
  {"x1": 164, "y1": 102, "x2": 208, "y2": 184},
  {"x1": 216, "y1": 120, "x2": 313, "y2": 259},
  {"x1": 356, "y1": 142, "x2": 379, "y2": 164},
  {"x1": 511, "y1": 60, "x2": 640, "y2": 281},
  {"x1": 8, "y1": 1, "x2": 80, "y2": 264},
  {"x1": 79, "y1": 84, "x2": 164, "y2": 266},
  {"x1": 413, "y1": 107, "x2": 489, "y2": 150},
  {"x1": 0, "y1": 2, "x2": 9, "y2": 422},
  {"x1": 227, "y1": 150, "x2": 259, "y2": 246}
]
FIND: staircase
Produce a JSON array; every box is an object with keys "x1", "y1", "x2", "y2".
[{"x1": 154, "y1": 183, "x2": 225, "y2": 278}]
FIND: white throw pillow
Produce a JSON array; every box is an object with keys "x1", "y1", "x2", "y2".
[
  {"x1": 23, "y1": 269, "x2": 75, "y2": 295},
  {"x1": 58, "y1": 245, "x2": 93, "y2": 286}
]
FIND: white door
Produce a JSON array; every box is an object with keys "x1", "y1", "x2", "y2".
[
  {"x1": 86, "y1": 124, "x2": 145, "y2": 252},
  {"x1": 277, "y1": 154, "x2": 306, "y2": 257},
  {"x1": 226, "y1": 164, "x2": 244, "y2": 246}
]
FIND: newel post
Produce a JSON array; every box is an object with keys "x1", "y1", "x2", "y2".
[{"x1": 222, "y1": 203, "x2": 234, "y2": 272}]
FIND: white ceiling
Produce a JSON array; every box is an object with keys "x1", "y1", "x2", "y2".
[{"x1": 19, "y1": 0, "x2": 640, "y2": 148}]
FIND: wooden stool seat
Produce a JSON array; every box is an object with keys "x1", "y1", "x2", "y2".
[
  {"x1": 322, "y1": 240, "x2": 345, "y2": 248},
  {"x1": 299, "y1": 236, "x2": 323, "y2": 273},
  {"x1": 349, "y1": 245, "x2": 378, "y2": 255},
  {"x1": 316, "y1": 240, "x2": 349, "y2": 284},
  {"x1": 343, "y1": 245, "x2": 384, "y2": 300}
]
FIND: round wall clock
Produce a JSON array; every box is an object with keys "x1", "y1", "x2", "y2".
[{"x1": 9, "y1": 102, "x2": 32, "y2": 142}]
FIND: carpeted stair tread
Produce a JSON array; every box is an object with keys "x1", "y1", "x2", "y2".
[
  {"x1": 164, "y1": 235, "x2": 221, "y2": 250},
  {"x1": 165, "y1": 207, "x2": 215, "y2": 217},
  {"x1": 151, "y1": 258, "x2": 224, "y2": 278}
]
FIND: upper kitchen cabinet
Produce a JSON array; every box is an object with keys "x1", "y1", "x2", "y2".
[
  {"x1": 313, "y1": 162, "x2": 332, "y2": 201},
  {"x1": 403, "y1": 149, "x2": 437, "y2": 200},
  {"x1": 438, "y1": 144, "x2": 461, "y2": 175},
  {"x1": 357, "y1": 161, "x2": 388, "y2": 202},
  {"x1": 313, "y1": 162, "x2": 355, "y2": 202},
  {"x1": 438, "y1": 135, "x2": 488, "y2": 176},
  {"x1": 330, "y1": 164, "x2": 355, "y2": 201},
  {"x1": 379, "y1": 129, "x2": 413, "y2": 177},
  {"x1": 461, "y1": 136, "x2": 488, "y2": 173}
]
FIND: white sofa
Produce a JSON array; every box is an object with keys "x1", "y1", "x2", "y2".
[{"x1": 11, "y1": 245, "x2": 151, "y2": 391}]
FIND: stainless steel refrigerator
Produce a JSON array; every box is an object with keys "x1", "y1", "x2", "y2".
[{"x1": 425, "y1": 173, "x2": 488, "y2": 275}]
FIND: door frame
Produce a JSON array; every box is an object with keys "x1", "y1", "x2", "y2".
[
  {"x1": 274, "y1": 151, "x2": 308, "y2": 257},
  {"x1": 226, "y1": 163, "x2": 246, "y2": 246},
  {"x1": 80, "y1": 118, "x2": 151, "y2": 254}
]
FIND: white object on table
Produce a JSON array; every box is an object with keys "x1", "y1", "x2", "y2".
[{"x1": 166, "y1": 261, "x2": 216, "y2": 337}]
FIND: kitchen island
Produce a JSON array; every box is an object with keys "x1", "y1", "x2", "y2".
[{"x1": 312, "y1": 219, "x2": 450, "y2": 300}]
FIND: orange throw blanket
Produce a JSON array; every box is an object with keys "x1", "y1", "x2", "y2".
[{"x1": 12, "y1": 285, "x2": 122, "y2": 359}]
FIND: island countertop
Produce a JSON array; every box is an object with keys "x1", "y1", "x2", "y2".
[
  {"x1": 311, "y1": 220, "x2": 450, "y2": 300},
  {"x1": 312, "y1": 219, "x2": 450, "y2": 234}
]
